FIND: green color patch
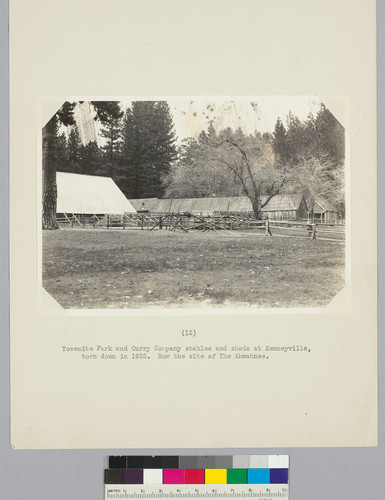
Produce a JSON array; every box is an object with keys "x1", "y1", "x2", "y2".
[{"x1": 227, "y1": 469, "x2": 247, "y2": 484}]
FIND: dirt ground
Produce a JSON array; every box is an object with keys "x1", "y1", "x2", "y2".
[{"x1": 42, "y1": 228, "x2": 345, "y2": 309}]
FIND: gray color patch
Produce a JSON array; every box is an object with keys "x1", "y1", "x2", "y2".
[
  {"x1": 179, "y1": 456, "x2": 198, "y2": 468},
  {"x1": 233, "y1": 455, "x2": 250, "y2": 468},
  {"x1": 214, "y1": 456, "x2": 233, "y2": 468},
  {"x1": 250, "y1": 455, "x2": 269, "y2": 468}
]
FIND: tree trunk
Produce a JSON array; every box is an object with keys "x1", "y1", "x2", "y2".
[
  {"x1": 42, "y1": 117, "x2": 59, "y2": 230},
  {"x1": 251, "y1": 195, "x2": 262, "y2": 220}
]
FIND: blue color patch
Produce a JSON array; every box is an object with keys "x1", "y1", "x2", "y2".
[
  {"x1": 247, "y1": 468, "x2": 270, "y2": 484},
  {"x1": 270, "y1": 468, "x2": 289, "y2": 484}
]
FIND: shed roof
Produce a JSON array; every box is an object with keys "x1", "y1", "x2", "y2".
[
  {"x1": 56, "y1": 172, "x2": 136, "y2": 214},
  {"x1": 129, "y1": 196, "x2": 253, "y2": 213},
  {"x1": 313, "y1": 198, "x2": 338, "y2": 214},
  {"x1": 129, "y1": 194, "x2": 305, "y2": 214},
  {"x1": 262, "y1": 193, "x2": 304, "y2": 211}
]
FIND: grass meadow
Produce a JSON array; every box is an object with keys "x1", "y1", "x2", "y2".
[{"x1": 42, "y1": 229, "x2": 345, "y2": 309}]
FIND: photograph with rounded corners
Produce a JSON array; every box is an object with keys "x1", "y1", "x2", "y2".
[{"x1": 40, "y1": 97, "x2": 347, "y2": 310}]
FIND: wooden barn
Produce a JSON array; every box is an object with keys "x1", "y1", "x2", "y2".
[
  {"x1": 309, "y1": 198, "x2": 340, "y2": 223},
  {"x1": 56, "y1": 172, "x2": 136, "y2": 222},
  {"x1": 261, "y1": 193, "x2": 308, "y2": 220},
  {"x1": 129, "y1": 194, "x2": 308, "y2": 220},
  {"x1": 129, "y1": 196, "x2": 253, "y2": 216}
]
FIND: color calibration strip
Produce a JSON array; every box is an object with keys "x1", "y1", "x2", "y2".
[{"x1": 105, "y1": 455, "x2": 289, "y2": 485}]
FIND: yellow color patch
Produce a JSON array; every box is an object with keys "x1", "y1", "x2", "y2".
[{"x1": 205, "y1": 469, "x2": 227, "y2": 484}]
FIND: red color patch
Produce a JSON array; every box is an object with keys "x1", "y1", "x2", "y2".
[{"x1": 184, "y1": 469, "x2": 205, "y2": 484}]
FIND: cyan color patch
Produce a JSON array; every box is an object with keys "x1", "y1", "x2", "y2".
[{"x1": 248, "y1": 468, "x2": 270, "y2": 484}]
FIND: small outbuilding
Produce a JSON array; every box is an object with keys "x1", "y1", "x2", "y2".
[
  {"x1": 261, "y1": 193, "x2": 308, "y2": 220},
  {"x1": 309, "y1": 198, "x2": 340, "y2": 223}
]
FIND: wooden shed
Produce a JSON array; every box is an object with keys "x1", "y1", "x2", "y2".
[
  {"x1": 309, "y1": 198, "x2": 340, "y2": 223},
  {"x1": 261, "y1": 194, "x2": 308, "y2": 220},
  {"x1": 130, "y1": 194, "x2": 308, "y2": 220}
]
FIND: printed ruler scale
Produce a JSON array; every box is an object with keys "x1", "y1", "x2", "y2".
[
  {"x1": 105, "y1": 455, "x2": 289, "y2": 500},
  {"x1": 105, "y1": 485, "x2": 288, "y2": 500}
]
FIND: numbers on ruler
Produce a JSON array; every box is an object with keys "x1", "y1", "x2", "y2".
[{"x1": 106, "y1": 487, "x2": 289, "y2": 499}]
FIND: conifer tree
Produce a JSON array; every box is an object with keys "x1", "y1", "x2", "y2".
[
  {"x1": 120, "y1": 101, "x2": 177, "y2": 198},
  {"x1": 42, "y1": 101, "x2": 76, "y2": 229},
  {"x1": 78, "y1": 141, "x2": 103, "y2": 175},
  {"x1": 100, "y1": 108, "x2": 123, "y2": 178},
  {"x1": 270, "y1": 105, "x2": 345, "y2": 214},
  {"x1": 131, "y1": 101, "x2": 156, "y2": 198},
  {"x1": 116, "y1": 108, "x2": 135, "y2": 196},
  {"x1": 63, "y1": 124, "x2": 82, "y2": 172},
  {"x1": 42, "y1": 100, "x2": 124, "y2": 229},
  {"x1": 311, "y1": 104, "x2": 345, "y2": 163},
  {"x1": 272, "y1": 118, "x2": 289, "y2": 163}
]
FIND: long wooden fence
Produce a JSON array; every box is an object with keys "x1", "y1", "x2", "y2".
[{"x1": 56, "y1": 212, "x2": 345, "y2": 241}]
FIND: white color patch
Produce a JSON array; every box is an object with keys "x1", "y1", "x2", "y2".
[
  {"x1": 268, "y1": 455, "x2": 290, "y2": 468},
  {"x1": 143, "y1": 469, "x2": 163, "y2": 484}
]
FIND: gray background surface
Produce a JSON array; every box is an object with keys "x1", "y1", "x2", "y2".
[{"x1": 1, "y1": 1, "x2": 384, "y2": 498}]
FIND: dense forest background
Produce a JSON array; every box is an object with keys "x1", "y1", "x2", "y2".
[{"x1": 44, "y1": 100, "x2": 345, "y2": 227}]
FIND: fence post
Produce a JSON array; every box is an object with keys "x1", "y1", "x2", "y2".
[
  {"x1": 312, "y1": 223, "x2": 317, "y2": 240},
  {"x1": 265, "y1": 218, "x2": 272, "y2": 236}
]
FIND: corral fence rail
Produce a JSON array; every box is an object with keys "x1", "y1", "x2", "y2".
[{"x1": 56, "y1": 212, "x2": 345, "y2": 241}]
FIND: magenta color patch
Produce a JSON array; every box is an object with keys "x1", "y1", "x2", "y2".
[{"x1": 163, "y1": 469, "x2": 185, "y2": 484}]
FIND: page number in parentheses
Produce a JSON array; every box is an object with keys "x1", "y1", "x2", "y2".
[{"x1": 182, "y1": 329, "x2": 196, "y2": 337}]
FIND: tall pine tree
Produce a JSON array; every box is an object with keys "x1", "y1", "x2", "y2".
[
  {"x1": 78, "y1": 141, "x2": 104, "y2": 175},
  {"x1": 311, "y1": 104, "x2": 345, "y2": 163},
  {"x1": 120, "y1": 101, "x2": 177, "y2": 198},
  {"x1": 270, "y1": 105, "x2": 345, "y2": 214},
  {"x1": 99, "y1": 102, "x2": 123, "y2": 178},
  {"x1": 152, "y1": 101, "x2": 177, "y2": 194},
  {"x1": 42, "y1": 101, "x2": 76, "y2": 229},
  {"x1": 62, "y1": 124, "x2": 82, "y2": 172},
  {"x1": 42, "y1": 101, "x2": 125, "y2": 229},
  {"x1": 272, "y1": 118, "x2": 289, "y2": 163},
  {"x1": 116, "y1": 108, "x2": 135, "y2": 196}
]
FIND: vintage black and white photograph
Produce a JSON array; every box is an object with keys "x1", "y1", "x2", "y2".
[{"x1": 41, "y1": 97, "x2": 346, "y2": 309}]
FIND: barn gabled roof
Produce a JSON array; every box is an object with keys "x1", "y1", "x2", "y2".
[
  {"x1": 261, "y1": 193, "x2": 305, "y2": 211},
  {"x1": 129, "y1": 193, "x2": 306, "y2": 214},
  {"x1": 313, "y1": 198, "x2": 338, "y2": 214},
  {"x1": 56, "y1": 172, "x2": 136, "y2": 214},
  {"x1": 129, "y1": 196, "x2": 253, "y2": 213}
]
